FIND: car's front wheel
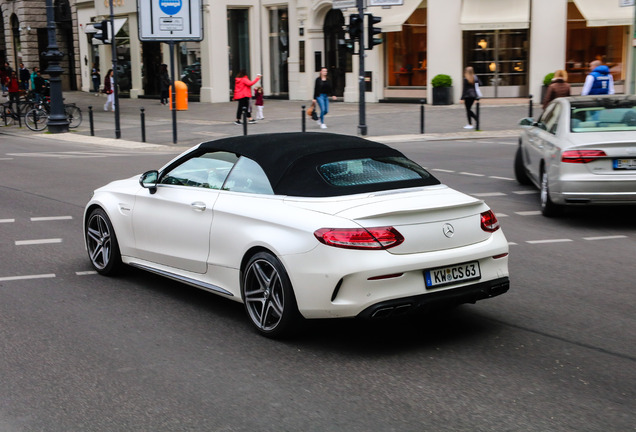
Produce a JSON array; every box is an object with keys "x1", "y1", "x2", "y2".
[
  {"x1": 514, "y1": 146, "x2": 532, "y2": 185},
  {"x1": 86, "y1": 208, "x2": 122, "y2": 275},
  {"x1": 242, "y1": 252, "x2": 301, "y2": 338},
  {"x1": 540, "y1": 169, "x2": 562, "y2": 217}
]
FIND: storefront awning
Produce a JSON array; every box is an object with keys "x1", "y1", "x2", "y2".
[
  {"x1": 368, "y1": 0, "x2": 423, "y2": 33},
  {"x1": 460, "y1": 0, "x2": 530, "y2": 30},
  {"x1": 573, "y1": 0, "x2": 633, "y2": 27}
]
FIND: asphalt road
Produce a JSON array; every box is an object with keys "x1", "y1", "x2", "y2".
[{"x1": 0, "y1": 133, "x2": 634, "y2": 432}]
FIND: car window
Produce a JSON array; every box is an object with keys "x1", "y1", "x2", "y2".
[
  {"x1": 318, "y1": 156, "x2": 433, "y2": 187},
  {"x1": 160, "y1": 151, "x2": 238, "y2": 189},
  {"x1": 541, "y1": 103, "x2": 561, "y2": 134},
  {"x1": 571, "y1": 106, "x2": 636, "y2": 132},
  {"x1": 222, "y1": 156, "x2": 274, "y2": 195}
]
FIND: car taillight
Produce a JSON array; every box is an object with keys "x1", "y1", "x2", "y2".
[
  {"x1": 561, "y1": 150, "x2": 607, "y2": 163},
  {"x1": 480, "y1": 210, "x2": 500, "y2": 233},
  {"x1": 314, "y1": 227, "x2": 404, "y2": 250}
]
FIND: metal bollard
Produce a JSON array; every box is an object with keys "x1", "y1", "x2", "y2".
[
  {"x1": 88, "y1": 106, "x2": 94, "y2": 136},
  {"x1": 476, "y1": 99, "x2": 481, "y2": 131},
  {"x1": 140, "y1": 107, "x2": 146, "y2": 142},
  {"x1": 16, "y1": 102, "x2": 22, "y2": 128},
  {"x1": 420, "y1": 99, "x2": 425, "y2": 134},
  {"x1": 301, "y1": 105, "x2": 306, "y2": 133},
  {"x1": 528, "y1": 94, "x2": 533, "y2": 118},
  {"x1": 242, "y1": 107, "x2": 248, "y2": 136}
]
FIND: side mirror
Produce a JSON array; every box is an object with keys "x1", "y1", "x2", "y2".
[
  {"x1": 139, "y1": 170, "x2": 159, "y2": 194},
  {"x1": 519, "y1": 117, "x2": 534, "y2": 126}
]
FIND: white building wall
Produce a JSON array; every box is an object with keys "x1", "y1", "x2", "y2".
[
  {"x1": 529, "y1": 0, "x2": 567, "y2": 103},
  {"x1": 427, "y1": 0, "x2": 463, "y2": 103}
]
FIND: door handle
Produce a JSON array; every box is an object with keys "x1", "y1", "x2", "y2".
[{"x1": 191, "y1": 201, "x2": 206, "y2": 211}]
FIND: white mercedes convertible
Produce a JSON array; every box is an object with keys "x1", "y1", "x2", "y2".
[{"x1": 84, "y1": 133, "x2": 510, "y2": 337}]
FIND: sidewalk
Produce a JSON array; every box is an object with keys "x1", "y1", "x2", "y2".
[{"x1": 1, "y1": 91, "x2": 530, "y2": 148}]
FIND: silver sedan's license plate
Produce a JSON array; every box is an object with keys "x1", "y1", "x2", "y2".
[
  {"x1": 613, "y1": 159, "x2": 636, "y2": 170},
  {"x1": 425, "y1": 261, "x2": 481, "y2": 289}
]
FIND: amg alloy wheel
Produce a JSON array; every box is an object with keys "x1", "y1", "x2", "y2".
[
  {"x1": 242, "y1": 252, "x2": 300, "y2": 338},
  {"x1": 86, "y1": 208, "x2": 122, "y2": 275}
]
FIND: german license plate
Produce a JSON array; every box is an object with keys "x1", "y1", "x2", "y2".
[
  {"x1": 425, "y1": 261, "x2": 481, "y2": 289},
  {"x1": 613, "y1": 159, "x2": 636, "y2": 170}
]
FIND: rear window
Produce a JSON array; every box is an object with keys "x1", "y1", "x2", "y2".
[
  {"x1": 571, "y1": 106, "x2": 636, "y2": 132},
  {"x1": 318, "y1": 156, "x2": 433, "y2": 187}
]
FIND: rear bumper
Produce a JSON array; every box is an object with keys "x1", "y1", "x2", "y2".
[
  {"x1": 553, "y1": 173, "x2": 636, "y2": 205},
  {"x1": 357, "y1": 277, "x2": 510, "y2": 319}
]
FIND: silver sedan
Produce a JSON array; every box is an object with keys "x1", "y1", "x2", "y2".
[{"x1": 515, "y1": 95, "x2": 636, "y2": 216}]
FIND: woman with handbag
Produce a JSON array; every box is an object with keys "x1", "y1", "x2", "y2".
[
  {"x1": 460, "y1": 66, "x2": 482, "y2": 129},
  {"x1": 103, "y1": 69, "x2": 115, "y2": 112}
]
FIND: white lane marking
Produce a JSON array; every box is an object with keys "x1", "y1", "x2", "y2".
[
  {"x1": 15, "y1": 238, "x2": 63, "y2": 246},
  {"x1": 513, "y1": 190, "x2": 538, "y2": 195},
  {"x1": 0, "y1": 274, "x2": 56, "y2": 282},
  {"x1": 508, "y1": 242, "x2": 518, "y2": 246},
  {"x1": 459, "y1": 172, "x2": 485, "y2": 177},
  {"x1": 489, "y1": 176, "x2": 515, "y2": 181},
  {"x1": 526, "y1": 239, "x2": 573, "y2": 244},
  {"x1": 473, "y1": 192, "x2": 506, "y2": 197},
  {"x1": 30, "y1": 216, "x2": 73, "y2": 222},
  {"x1": 516, "y1": 211, "x2": 542, "y2": 216},
  {"x1": 432, "y1": 169, "x2": 455, "y2": 173},
  {"x1": 495, "y1": 213, "x2": 509, "y2": 217},
  {"x1": 76, "y1": 271, "x2": 98, "y2": 276},
  {"x1": 583, "y1": 235, "x2": 628, "y2": 241},
  {"x1": 0, "y1": 158, "x2": 14, "y2": 161},
  {"x1": 0, "y1": 219, "x2": 15, "y2": 223}
]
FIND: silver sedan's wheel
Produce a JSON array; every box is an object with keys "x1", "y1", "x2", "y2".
[
  {"x1": 242, "y1": 252, "x2": 300, "y2": 338},
  {"x1": 86, "y1": 208, "x2": 122, "y2": 275},
  {"x1": 540, "y1": 169, "x2": 562, "y2": 217}
]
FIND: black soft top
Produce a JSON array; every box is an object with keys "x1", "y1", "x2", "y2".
[{"x1": 197, "y1": 132, "x2": 439, "y2": 197}]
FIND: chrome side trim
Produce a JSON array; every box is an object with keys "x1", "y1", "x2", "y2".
[{"x1": 129, "y1": 263, "x2": 234, "y2": 297}]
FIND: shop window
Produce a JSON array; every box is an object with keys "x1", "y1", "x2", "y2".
[
  {"x1": 463, "y1": 29, "x2": 528, "y2": 96},
  {"x1": 386, "y1": 6, "x2": 426, "y2": 87},
  {"x1": 179, "y1": 42, "x2": 201, "y2": 96},
  {"x1": 566, "y1": 2, "x2": 626, "y2": 84},
  {"x1": 269, "y1": 8, "x2": 289, "y2": 97}
]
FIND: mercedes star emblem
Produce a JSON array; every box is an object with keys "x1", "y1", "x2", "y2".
[{"x1": 443, "y1": 223, "x2": 455, "y2": 238}]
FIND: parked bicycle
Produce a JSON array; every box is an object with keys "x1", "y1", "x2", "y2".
[
  {"x1": 25, "y1": 97, "x2": 82, "y2": 131},
  {"x1": 1, "y1": 102, "x2": 20, "y2": 126}
]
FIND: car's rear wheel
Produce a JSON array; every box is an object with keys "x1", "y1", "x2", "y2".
[
  {"x1": 242, "y1": 252, "x2": 301, "y2": 338},
  {"x1": 540, "y1": 169, "x2": 562, "y2": 217},
  {"x1": 514, "y1": 146, "x2": 532, "y2": 185},
  {"x1": 86, "y1": 208, "x2": 122, "y2": 275}
]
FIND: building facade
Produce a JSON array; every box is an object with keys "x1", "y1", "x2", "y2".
[{"x1": 3, "y1": 0, "x2": 633, "y2": 104}]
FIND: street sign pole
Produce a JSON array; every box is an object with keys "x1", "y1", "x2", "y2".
[
  {"x1": 357, "y1": 0, "x2": 367, "y2": 136},
  {"x1": 109, "y1": 0, "x2": 121, "y2": 139},
  {"x1": 169, "y1": 40, "x2": 177, "y2": 144}
]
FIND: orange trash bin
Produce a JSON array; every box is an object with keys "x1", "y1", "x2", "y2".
[{"x1": 169, "y1": 81, "x2": 188, "y2": 110}]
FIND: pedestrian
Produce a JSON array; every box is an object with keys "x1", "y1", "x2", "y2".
[
  {"x1": 254, "y1": 86, "x2": 264, "y2": 120},
  {"x1": 581, "y1": 60, "x2": 614, "y2": 96},
  {"x1": 460, "y1": 66, "x2": 482, "y2": 129},
  {"x1": 103, "y1": 69, "x2": 115, "y2": 112},
  {"x1": 91, "y1": 63, "x2": 101, "y2": 95},
  {"x1": 312, "y1": 67, "x2": 337, "y2": 129},
  {"x1": 30, "y1": 66, "x2": 39, "y2": 92},
  {"x1": 19, "y1": 63, "x2": 30, "y2": 91},
  {"x1": 33, "y1": 70, "x2": 46, "y2": 103},
  {"x1": 1, "y1": 61, "x2": 11, "y2": 94},
  {"x1": 159, "y1": 64, "x2": 170, "y2": 106},
  {"x1": 542, "y1": 69, "x2": 570, "y2": 109},
  {"x1": 233, "y1": 69, "x2": 261, "y2": 125},
  {"x1": 7, "y1": 71, "x2": 20, "y2": 112}
]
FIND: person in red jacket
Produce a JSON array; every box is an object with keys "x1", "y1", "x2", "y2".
[
  {"x1": 233, "y1": 69, "x2": 261, "y2": 125},
  {"x1": 7, "y1": 70, "x2": 20, "y2": 112}
]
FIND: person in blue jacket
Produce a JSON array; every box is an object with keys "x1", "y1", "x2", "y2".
[{"x1": 581, "y1": 60, "x2": 614, "y2": 96}]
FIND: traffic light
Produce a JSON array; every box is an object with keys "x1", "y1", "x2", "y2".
[
  {"x1": 344, "y1": 38, "x2": 356, "y2": 54},
  {"x1": 366, "y1": 14, "x2": 382, "y2": 50},
  {"x1": 93, "y1": 20, "x2": 110, "y2": 44},
  {"x1": 348, "y1": 14, "x2": 363, "y2": 40}
]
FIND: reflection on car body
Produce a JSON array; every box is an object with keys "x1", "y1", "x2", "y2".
[{"x1": 84, "y1": 133, "x2": 510, "y2": 338}]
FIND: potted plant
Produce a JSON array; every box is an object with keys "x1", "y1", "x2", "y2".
[{"x1": 431, "y1": 74, "x2": 453, "y2": 105}]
